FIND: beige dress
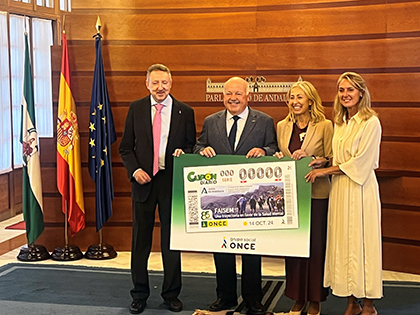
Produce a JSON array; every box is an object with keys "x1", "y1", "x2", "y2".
[{"x1": 324, "y1": 113, "x2": 383, "y2": 299}]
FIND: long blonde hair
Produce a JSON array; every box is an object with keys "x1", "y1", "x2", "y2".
[
  {"x1": 285, "y1": 81, "x2": 326, "y2": 123},
  {"x1": 334, "y1": 72, "x2": 377, "y2": 125}
]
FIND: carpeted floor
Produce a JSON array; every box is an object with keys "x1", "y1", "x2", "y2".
[
  {"x1": 0, "y1": 263, "x2": 283, "y2": 315},
  {"x1": 0, "y1": 263, "x2": 419, "y2": 315}
]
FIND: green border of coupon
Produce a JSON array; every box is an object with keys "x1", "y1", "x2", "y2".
[{"x1": 171, "y1": 154, "x2": 312, "y2": 256}]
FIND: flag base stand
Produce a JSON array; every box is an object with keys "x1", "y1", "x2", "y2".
[
  {"x1": 17, "y1": 244, "x2": 51, "y2": 261},
  {"x1": 84, "y1": 243, "x2": 117, "y2": 260},
  {"x1": 51, "y1": 245, "x2": 83, "y2": 261}
]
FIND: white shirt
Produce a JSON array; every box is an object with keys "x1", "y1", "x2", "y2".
[
  {"x1": 151, "y1": 95, "x2": 172, "y2": 170},
  {"x1": 226, "y1": 106, "x2": 249, "y2": 150}
]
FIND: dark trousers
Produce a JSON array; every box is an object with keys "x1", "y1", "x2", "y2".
[
  {"x1": 130, "y1": 171, "x2": 182, "y2": 301},
  {"x1": 214, "y1": 252, "x2": 263, "y2": 306},
  {"x1": 285, "y1": 198, "x2": 329, "y2": 302}
]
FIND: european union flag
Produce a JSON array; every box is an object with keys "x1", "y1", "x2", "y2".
[{"x1": 88, "y1": 35, "x2": 117, "y2": 231}]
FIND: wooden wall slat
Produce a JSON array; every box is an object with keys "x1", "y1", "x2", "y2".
[
  {"x1": 380, "y1": 142, "x2": 420, "y2": 172},
  {"x1": 376, "y1": 108, "x2": 420, "y2": 137},
  {"x1": 256, "y1": 38, "x2": 420, "y2": 70},
  {"x1": 387, "y1": 3, "x2": 420, "y2": 33},
  {"x1": 256, "y1": 6, "x2": 387, "y2": 38},
  {"x1": 65, "y1": 13, "x2": 257, "y2": 41},
  {"x1": 53, "y1": 44, "x2": 258, "y2": 72},
  {"x1": 72, "y1": 0, "x2": 257, "y2": 10},
  {"x1": 379, "y1": 177, "x2": 420, "y2": 207},
  {"x1": 382, "y1": 208, "x2": 420, "y2": 241},
  {"x1": 13, "y1": 169, "x2": 22, "y2": 205},
  {"x1": 0, "y1": 175, "x2": 9, "y2": 213},
  {"x1": 54, "y1": 37, "x2": 420, "y2": 74},
  {"x1": 383, "y1": 242, "x2": 420, "y2": 274}
]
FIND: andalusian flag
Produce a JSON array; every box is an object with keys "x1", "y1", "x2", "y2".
[
  {"x1": 20, "y1": 33, "x2": 44, "y2": 244},
  {"x1": 57, "y1": 32, "x2": 85, "y2": 235}
]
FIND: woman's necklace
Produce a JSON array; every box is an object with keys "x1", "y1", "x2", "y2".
[{"x1": 295, "y1": 121, "x2": 309, "y2": 142}]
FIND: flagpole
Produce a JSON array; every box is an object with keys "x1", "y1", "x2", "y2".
[
  {"x1": 85, "y1": 16, "x2": 117, "y2": 260},
  {"x1": 17, "y1": 30, "x2": 50, "y2": 262},
  {"x1": 64, "y1": 201, "x2": 69, "y2": 246},
  {"x1": 52, "y1": 28, "x2": 84, "y2": 261}
]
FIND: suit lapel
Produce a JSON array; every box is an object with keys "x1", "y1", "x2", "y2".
[
  {"x1": 217, "y1": 110, "x2": 232, "y2": 153},
  {"x1": 282, "y1": 121, "x2": 293, "y2": 156},
  {"x1": 301, "y1": 121, "x2": 316, "y2": 152},
  {"x1": 167, "y1": 99, "x2": 182, "y2": 147},
  {"x1": 143, "y1": 99, "x2": 153, "y2": 145}
]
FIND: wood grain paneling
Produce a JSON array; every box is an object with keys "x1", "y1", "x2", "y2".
[
  {"x1": 72, "y1": 0, "x2": 257, "y2": 10},
  {"x1": 383, "y1": 242, "x2": 420, "y2": 274},
  {"x1": 0, "y1": 174, "x2": 9, "y2": 213},
  {"x1": 386, "y1": 2, "x2": 420, "y2": 33},
  {"x1": 256, "y1": 38, "x2": 420, "y2": 70},
  {"x1": 379, "y1": 177, "x2": 420, "y2": 207},
  {"x1": 382, "y1": 207, "x2": 420, "y2": 241},
  {"x1": 256, "y1": 6, "x2": 387, "y2": 38},
  {"x1": 64, "y1": 13, "x2": 257, "y2": 41},
  {"x1": 38, "y1": 0, "x2": 420, "y2": 274},
  {"x1": 53, "y1": 44, "x2": 258, "y2": 72},
  {"x1": 13, "y1": 169, "x2": 22, "y2": 205},
  {"x1": 375, "y1": 108, "x2": 420, "y2": 137}
]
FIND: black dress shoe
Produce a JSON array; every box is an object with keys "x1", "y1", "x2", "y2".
[
  {"x1": 164, "y1": 297, "x2": 183, "y2": 312},
  {"x1": 209, "y1": 297, "x2": 238, "y2": 311},
  {"x1": 130, "y1": 300, "x2": 146, "y2": 314},
  {"x1": 247, "y1": 300, "x2": 266, "y2": 315}
]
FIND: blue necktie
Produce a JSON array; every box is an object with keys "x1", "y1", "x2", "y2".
[{"x1": 228, "y1": 116, "x2": 240, "y2": 151}]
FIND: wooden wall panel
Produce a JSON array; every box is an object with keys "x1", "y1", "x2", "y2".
[
  {"x1": 257, "y1": 38, "x2": 420, "y2": 70},
  {"x1": 256, "y1": 6, "x2": 387, "y2": 38},
  {"x1": 72, "y1": 0, "x2": 257, "y2": 10},
  {"x1": 382, "y1": 208, "x2": 420, "y2": 241},
  {"x1": 0, "y1": 175, "x2": 9, "y2": 214},
  {"x1": 383, "y1": 242, "x2": 420, "y2": 275},
  {"x1": 386, "y1": 2, "x2": 420, "y2": 32},
  {"x1": 54, "y1": 44, "x2": 258, "y2": 72},
  {"x1": 65, "y1": 13, "x2": 257, "y2": 41},
  {"x1": 379, "y1": 177, "x2": 420, "y2": 207},
  {"x1": 39, "y1": 0, "x2": 420, "y2": 273},
  {"x1": 380, "y1": 142, "x2": 420, "y2": 172},
  {"x1": 13, "y1": 169, "x2": 22, "y2": 204},
  {"x1": 376, "y1": 108, "x2": 420, "y2": 137}
]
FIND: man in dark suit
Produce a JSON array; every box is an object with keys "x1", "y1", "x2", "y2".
[
  {"x1": 119, "y1": 64, "x2": 196, "y2": 314},
  {"x1": 193, "y1": 77, "x2": 278, "y2": 315}
]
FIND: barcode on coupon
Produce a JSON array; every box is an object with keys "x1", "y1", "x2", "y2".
[
  {"x1": 187, "y1": 190, "x2": 199, "y2": 227},
  {"x1": 285, "y1": 174, "x2": 293, "y2": 220}
]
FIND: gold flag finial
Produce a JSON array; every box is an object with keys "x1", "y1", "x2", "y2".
[{"x1": 96, "y1": 16, "x2": 101, "y2": 33}]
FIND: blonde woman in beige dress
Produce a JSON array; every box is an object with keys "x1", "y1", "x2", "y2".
[{"x1": 306, "y1": 72, "x2": 382, "y2": 315}]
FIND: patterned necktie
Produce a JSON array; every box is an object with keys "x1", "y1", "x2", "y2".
[
  {"x1": 152, "y1": 104, "x2": 164, "y2": 176},
  {"x1": 228, "y1": 115, "x2": 240, "y2": 152}
]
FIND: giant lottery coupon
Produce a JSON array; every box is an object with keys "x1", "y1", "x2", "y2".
[
  {"x1": 170, "y1": 154, "x2": 312, "y2": 257},
  {"x1": 183, "y1": 161, "x2": 298, "y2": 233}
]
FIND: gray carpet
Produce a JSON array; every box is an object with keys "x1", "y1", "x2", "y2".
[
  {"x1": 0, "y1": 263, "x2": 284, "y2": 315},
  {"x1": 1, "y1": 263, "x2": 419, "y2": 315}
]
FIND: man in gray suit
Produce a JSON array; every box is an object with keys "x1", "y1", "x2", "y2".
[{"x1": 193, "y1": 77, "x2": 278, "y2": 315}]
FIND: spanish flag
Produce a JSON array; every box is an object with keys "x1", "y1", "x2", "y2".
[{"x1": 57, "y1": 32, "x2": 85, "y2": 235}]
